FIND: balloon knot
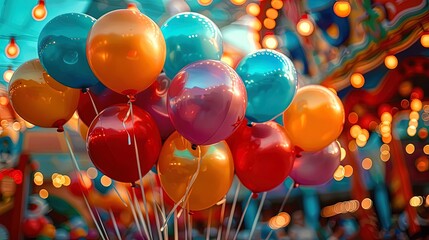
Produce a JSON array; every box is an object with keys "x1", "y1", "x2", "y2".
[
  {"x1": 127, "y1": 95, "x2": 136, "y2": 103},
  {"x1": 191, "y1": 144, "x2": 197, "y2": 150},
  {"x1": 81, "y1": 88, "x2": 88, "y2": 93},
  {"x1": 247, "y1": 122, "x2": 254, "y2": 127},
  {"x1": 56, "y1": 126, "x2": 64, "y2": 133},
  {"x1": 54, "y1": 119, "x2": 66, "y2": 132},
  {"x1": 294, "y1": 146, "x2": 303, "y2": 158},
  {"x1": 252, "y1": 193, "x2": 259, "y2": 199}
]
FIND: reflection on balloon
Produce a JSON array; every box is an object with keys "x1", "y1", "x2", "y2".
[
  {"x1": 161, "y1": 12, "x2": 223, "y2": 79},
  {"x1": 87, "y1": 9, "x2": 166, "y2": 95},
  {"x1": 38, "y1": 13, "x2": 99, "y2": 89},
  {"x1": 8, "y1": 59, "x2": 80, "y2": 131},
  {"x1": 290, "y1": 141, "x2": 341, "y2": 186},
  {"x1": 228, "y1": 121, "x2": 295, "y2": 193},
  {"x1": 87, "y1": 104, "x2": 162, "y2": 183},
  {"x1": 167, "y1": 60, "x2": 247, "y2": 145},
  {"x1": 158, "y1": 132, "x2": 234, "y2": 211},
  {"x1": 283, "y1": 85, "x2": 345, "y2": 151},
  {"x1": 236, "y1": 49, "x2": 298, "y2": 123}
]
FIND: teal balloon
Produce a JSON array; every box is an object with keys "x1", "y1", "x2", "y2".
[
  {"x1": 236, "y1": 49, "x2": 298, "y2": 123},
  {"x1": 161, "y1": 12, "x2": 223, "y2": 79},
  {"x1": 93, "y1": 172, "x2": 113, "y2": 195},
  {"x1": 38, "y1": 13, "x2": 98, "y2": 89}
]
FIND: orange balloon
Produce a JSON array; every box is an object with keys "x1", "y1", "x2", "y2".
[
  {"x1": 78, "y1": 119, "x2": 88, "y2": 140},
  {"x1": 158, "y1": 131, "x2": 234, "y2": 211},
  {"x1": 87, "y1": 9, "x2": 166, "y2": 96},
  {"x1": 282, "y1": 85, "x2": 345, "y2": 151},
  {"x1": 40, "y1": 223, "x2": 56, "y2": 238},
  {"x1": 8, "y1": 59, "x2": 80, "y2": 130}
]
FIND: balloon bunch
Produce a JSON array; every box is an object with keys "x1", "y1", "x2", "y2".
[{"x1": 7, "y1": 8, "x2": 346, "y2": 215}]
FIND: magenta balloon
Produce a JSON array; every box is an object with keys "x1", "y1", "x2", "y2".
[
  {"x1": 290, "y1": 141, "x2": 341, "y2": 186},
  {"x1": 167, "y1": 60, "x2": 247, "y2": 145},
  {"x1": 135, "y1": 74, "x2": 175, "y2": 141}
]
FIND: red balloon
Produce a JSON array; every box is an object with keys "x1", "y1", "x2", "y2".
[
  {"x1": 228, "y1": 121, "x2": 295, "y2": 193},
  {"x1": 135, "y1": 73, "x2": 175, "y2": 141},
  {"x1": 87, "y1": 104, "x2": 162, "y2": 182},
  {"x1": 77, "y1": 82, "x2": 128, "y2": 126},
  {"x1": 23, "y1": 218, "x2": 43, "y2": 238}
]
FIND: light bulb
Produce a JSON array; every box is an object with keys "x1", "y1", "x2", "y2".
[
  {"x1": 5, "y1": 38, "x2": 20, "y2": 59},
  {"x1": 3, "y1": 68, "x2": 14, "y2": 83},
  {"x1": 262, "y1": 35, "x2": 278, "y2": 49},
  {"x1": 297, "y1": 16, "x2": 314, "y2": 36},
  {"x1": 333, "y1": 1, "x2": 351, "y2": 18},
  {"x1": 421, "y1": 33, "x2": 429, "y2": 48},
  {"x1": 32, "y1": 0, "x2": 47, "y2": 21},
  {"x1": 127, "y1": 3, "x2": 139, "y2": 12},
  {"x1": 351, "y1": 73, "x2": 365, "y2": 88},
  {"x1": 384, "y1": 55, "x2": 398, "y2": 69}
]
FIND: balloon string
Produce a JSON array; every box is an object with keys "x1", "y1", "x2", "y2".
[
  {"x1": 161, "y1": 146, "x2": 202, "y2": 231},
  {"x1": 232, "y1": 193, "x2": 252, "y2": 240},
  {"x1": 149, "y1": 176, "x2": 163, "y2": 240},
  {"x1": 225, "y1": 181, "x2": 241, "y2": 239},
  {"x1": 63, "y1": 130, "x2": 108, "y2": 240},
  {"x1": 109, "y1": 208, "x2": 122, "y2": 240},
  {"x1": 184, "y1": 210, "x2": 188, "y2": 240},
  {"x1": 216, "y1": 199, "x2": 226, "y2": 240},
  {"x1": 122, "y1": 101, "x2": 132, "y2": 145},
  {"x1": 129, "y1": 101, "x2": 154, "y2": 240},
  {"x1": 249, "y1": 192, "x2": 267, "y2": 239},
  {"x1": 264, "y1": 179, "x2": 294, "y2": 240},
  {"x1": 86, "y1": 88, "x2": 99, "y2": 116},
  {"x1": 126, "y1": 190, "x2": 144, "y2": 237},
  {"x1": 132, "y1": 186, "x2": 151, "y2": 240},
  {"x1": 159, "y1": 182, "x2": 169, "y2": 240},
  {"x1": 188, "y1": 206, "x2": 192, "y2": 240},
  {"x1": 206, "y1": 208, "x2": 212, "y2": 240},
  {"x1": 112, "y1": 181, "x2": 128, "y2": 207},
  {"x1": 174, "y1": 209, "x2": 179, "y2": 240}
]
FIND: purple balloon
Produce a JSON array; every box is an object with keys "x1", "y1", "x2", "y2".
[
  {"x1": 290, "y1": 141, "x2": 341, "y2": 186},
  {"x1": 167, "y1": 60, "x2": 247, "y2": 145},
  {"x1": 135, "y1": 74, "x2": 175, "y2": 141}
]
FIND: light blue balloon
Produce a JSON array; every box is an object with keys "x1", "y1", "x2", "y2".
[
  {"x1": 161, "y1": 12, "x2": 223, "y2": 79},
  {"x1": 38, "y1": 13, "x2": 98, "y2": 89},
  {"x1": 236, "y1": 49, "x2": 298, "y2": 123}
]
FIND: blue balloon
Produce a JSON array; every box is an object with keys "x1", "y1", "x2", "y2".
[
  {"x1": 161, "y1": 12, "x2": 223, "y2": 79},
  {"x1": 236, "y1": 49, "x2": 298, "y2": 123},
  {"x1": 38, "y1": 13, "x2": 98, "y2": 89}
]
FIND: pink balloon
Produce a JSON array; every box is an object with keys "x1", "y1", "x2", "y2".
[
  {"x1": 290, "y1": 141, "x2": 340, "y2": 186},
  {"x1": 167, "y1": 60, "x2": 247, "y2": 145},
  {"x1": 135, "y1": 73, "x2": 175, "y2": 141}
]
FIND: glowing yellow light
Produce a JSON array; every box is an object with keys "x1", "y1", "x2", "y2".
[
  {"x1": 198, "y1": 0, "x2": 213, "y2": 6},
  {"x1": 0, "y1": 97, "x2": 8, "y2": 106},
  {"x1": 12, "y1": 122, "x2": 21, "y2": 131},
  {"x1": 405, "y1": 143, "x2": 415, "y2": 154},
  {"x1": 381, "y1": 144, "x2": 390, "y2": 152},
  {"x1": 350, "y1": 125, "x2": 362, "y2": 138},
  {"x1": 344, "y1": 165, "x2": 353, "y2": 177},
  {"x1": 52, "y1": 179, "x2": 62, "y2": 188},
  {"x1": 380, "y1": 151, "x2": 390, "y2": 162},
  {"x1": 5, "y1": 38, "x2": 20, "y2": 59},
  {"x1": 333, "y1": 1, "x2": 351, "y2": 18},
  {"x1": 356, "y1": 134, "x2": 367, "y2": 147},
  {"x1": 416, "y1": 156, "x2": 429, "y2": 172},
  {"x1": 409, "y1": 119, "x2": 418, "y2": 128},
  {"x1": 246, "y1": 3, "x2": 260, "y2": 16},
  {"x1": 426, "y1": 195, "x2": 429, "y2": 206},
  {"x1": 410, "y1": 111, "x2": 420, "y2": 120},
  {"x1": 264, "y1": 18, "x2": 276, "y2": 30},
  {"x1": 34, "y1": 173, "x2": 44, "y2": 186},
  {"x1": 362, "y1": 129, "x2": 369, "y2": 140},
  {"x1": 384, "y1": 55, "x2": 398, "y2": 69},
  {"x1": 39, "y1": 189, "x2": 49, "y2": 199},
  {"x1": 362, "y1": 158, "x2": 372, "y2": 170},
  {"x1": 266, "y1": 8, "x2": 278, "y2": 19},
  {"x1": 334, "y1": 165, "x2": 345, "y2": 179},
  {"x1": 221, "y1": 55, "x2": 234, "y2": 67},
  {"x1": 361, "y1": 198, "x2": 372, "y2": 209},
  {"x1": 381, "y1": 112, "x2": 392, "y2": 122},
  {"x1": 32, "y1": 0, "x2": 47, "y2": 21},
  {"x1": 252, "y1": 19, "x2": 262, "y2": 31},
  {"x1": 340, "y1": 147, "x2": 346, "y2": 161},
  {"x1": 421, "y1": 33, "x2": 429, "y2": 48},
  {"x1": 407, "y1": 126, "x2": 417, "y2": 136},
  {"x1": 296, "y1": 18, "x2": 314, "y2": 36},
  {"x1": 86, "y1": 167, "x2": 98, "y2": 179},
  {"x1": 101, "y1": 175, "x2": 112, "y2": 187},
  {"x1": 348, "y1": 112, "x2": 358, "y2": 124},
  {"x1": 348, "y1": 140, "x2": 357, "y2": 152},
  {"x1": 231, "y1": 0, "x2": 246, "y2": 5},
  {"x1": 410, "y1": 196, "x2": 423, "y2": 207},
  {"x1": 271, "y1": 0, "x2": 283, "y2": 10},
  {"x1": 63, "y1": 175, "x2": 71, "y2": 186},
  {"x1": 350, "y1": 73, "x2": 365, "y2": 88},
  {"x1": 262, "y1": 35, "x2": 278, "y2": 49},
  {"x1": 3, "y1": 69, "x2": 14, "y2": 82},
  {"x1": 277, "y1": 212, "x2": 290, "y2": 227},
  {"x1": 411, "y1": 99, "x2": 422, "y2": 111},
  {"x1": 423, "y1": 145, "x2": 429, "y2": 155},
  {"x1": 51, "y1": 173, "x2": 59, "y2": 180},
  {"x1": 382, "y1": 135, "x2": 392, "y2": 144}
]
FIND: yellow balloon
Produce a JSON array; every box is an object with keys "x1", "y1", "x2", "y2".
[
  {"x1": 87, "y1": 9, "x2": 166, "y2": 96},
  {"x1": 8, "y1": 59, "x2": 80, "y2": 130},
  {"x1": 158, "y1": 131, "x2": 234, "y2": 211},
  {"x1": 283, "y1": 85, "x2": 345, "y2": 151}
]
